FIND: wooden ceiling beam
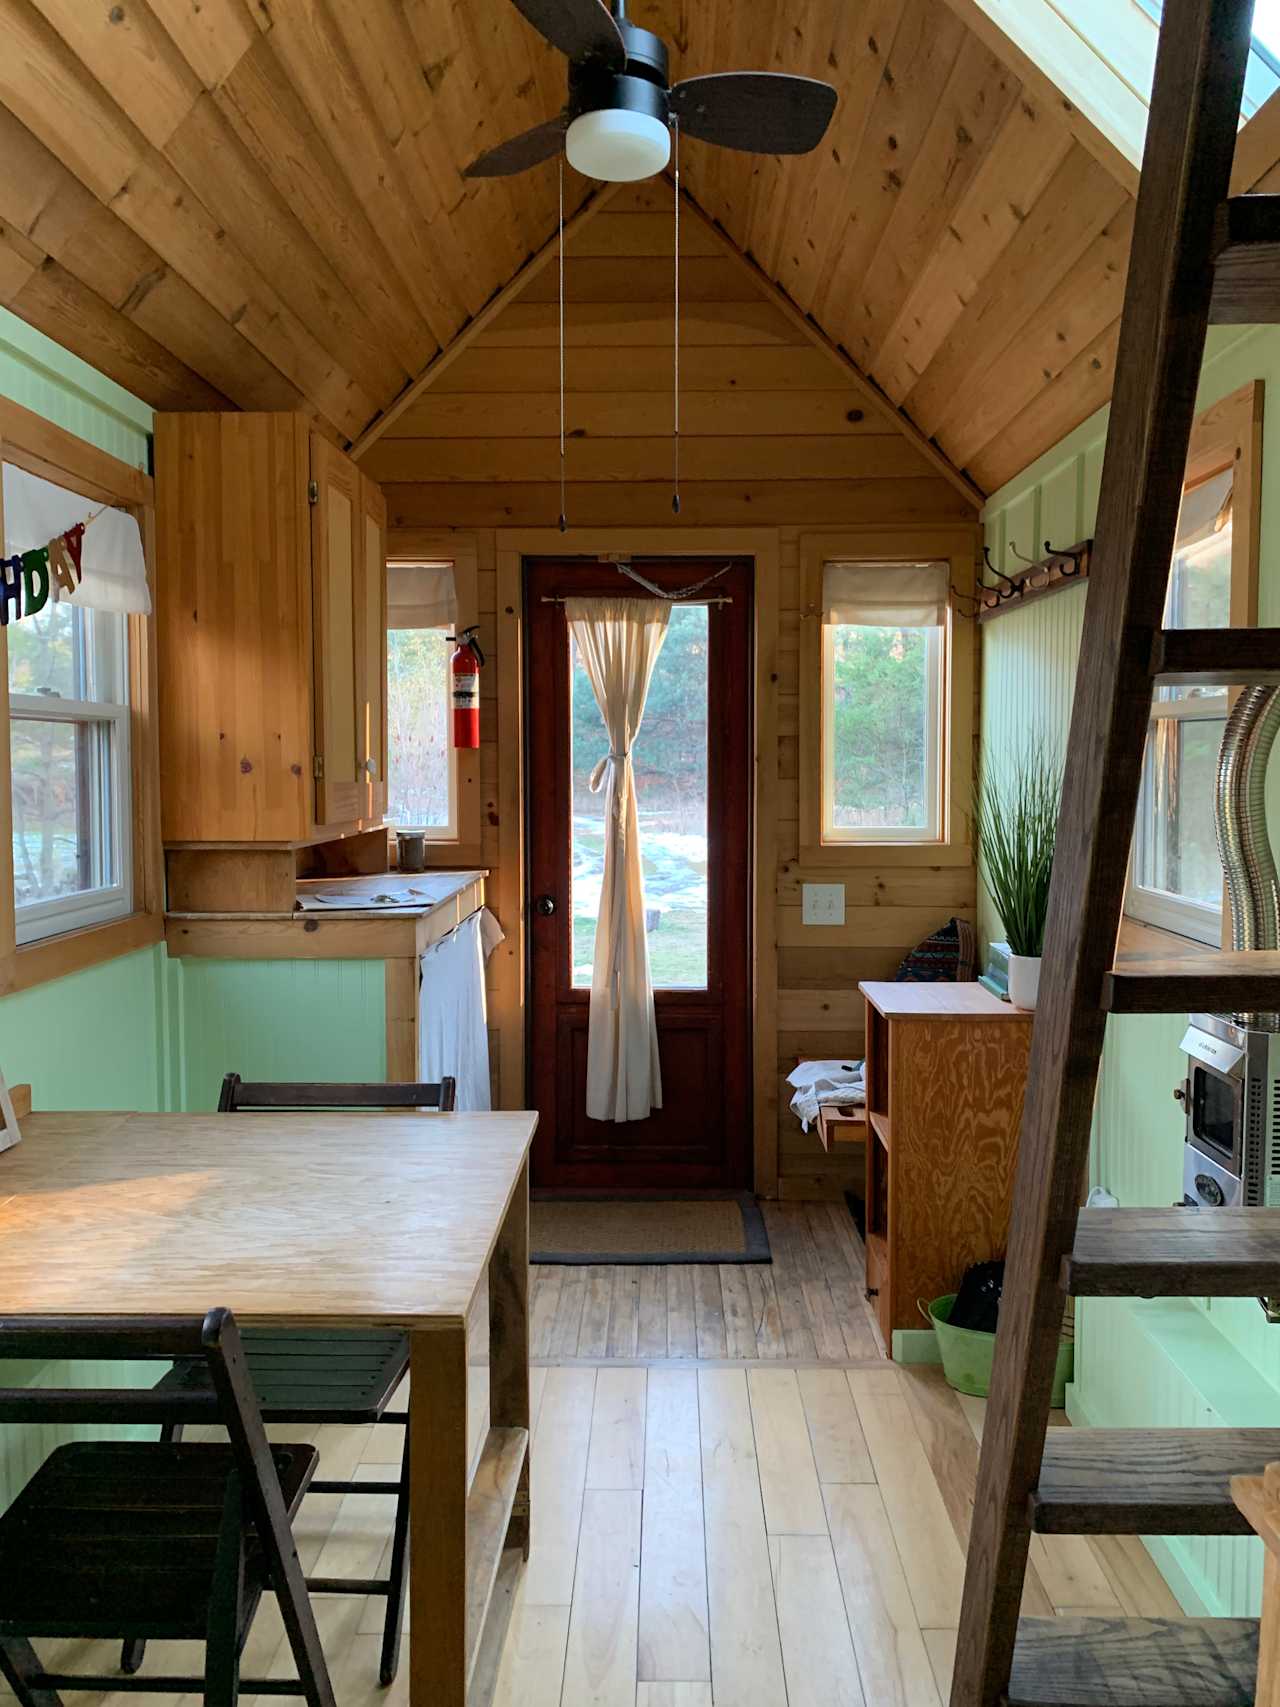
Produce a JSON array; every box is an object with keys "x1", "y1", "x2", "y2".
[
  {"x1": 348, "y1": 182, "x2": 621, "y2": 460},
  {"x1": 0, "y1": 0, "x2": 371, "y2": 438},
  {"x1": 0, "y1": 102, "x2": 302, "y2": 416},
  {"x1": 935, "y1": 0, "x2": 1144, "y2": 195}
]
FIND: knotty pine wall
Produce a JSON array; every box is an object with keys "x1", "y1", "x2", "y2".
[{"x1": 363, "y1": 182, "x2": 980, "y2": 1197}]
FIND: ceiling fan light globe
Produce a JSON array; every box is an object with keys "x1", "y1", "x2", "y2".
[{"x1": 565, "y1": 108, "x2": 670, "y2": 181}]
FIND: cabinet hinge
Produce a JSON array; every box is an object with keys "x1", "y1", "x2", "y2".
[
  {"x1": 312, "y1": 755, "x2": 324, "y2": 780},
  {"x1": 307, "y1": 479, "x2": 319, "y2": 505}
]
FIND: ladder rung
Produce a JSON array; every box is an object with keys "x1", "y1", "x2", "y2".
[
  {"x1": 1066, "y1": 1208, "x2": 1280, "y2": 1297},
  {"x1": 1151, "y1": 626, "x2": 1280, "y2": 685},
  {"x1": 1008, "y1": 1616, "x2": 1257, "y2": 1707},
  {"x1": 1211, "y1": 194, "x2": 1280, "y2": 323},
  {"x1": 1102, "y1": 951, "x2": 1280, "y2": 1013},
  {"x1": 1032, "y1": 1430, "x2": 1280, "y2": 1534}
]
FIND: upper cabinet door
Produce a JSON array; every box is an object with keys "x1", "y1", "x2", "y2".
[
  {"x1": 310, "y1": 435, "x2": 366, "y2": 830},
  {"x1": 358, "y1": 475, "x2": 388, "y2": 825}
]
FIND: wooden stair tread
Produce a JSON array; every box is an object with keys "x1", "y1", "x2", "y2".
[
  {"x1": 1150, "y1": 626, "x2": 1280, "y2": 685},
  {"x1": 1066, "y1": 1208, "x2": 1280, "y2": 1296},
  {"x1": 1103, "y1": 950, "x2": 1280, "y2": 1013},
  {"x1": 1032, "y1": 1430, "x2": 1280, "y2": 1533},
  {"x1": 1211, "y1": 194, "x2": 1280, "y2": 323},
  {"x1": 1009, "y1": 1617, "x2": 1257, "y2": 1707}
]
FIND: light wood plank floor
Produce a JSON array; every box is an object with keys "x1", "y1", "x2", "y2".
[
  {"x1": 4, "y1": 1359, "x2": 1182, "y2": 1707},
  {"x1": 531, "y1": 1202, "x2": 883, "y2": 1362}
]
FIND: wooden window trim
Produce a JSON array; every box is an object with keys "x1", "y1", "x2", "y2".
[
  {"x1": 1124, "y1": 377, "x2": 1263, "y2": 948},
  {"x1": 798, "y1": 526, "x2": 980, "y2": 869},
  {"x1": 0, "y1": 406, "x2": 162, "y2": 998},
  {"x1": 386, "y1": 528, "x2": 483, "y2": 867}
]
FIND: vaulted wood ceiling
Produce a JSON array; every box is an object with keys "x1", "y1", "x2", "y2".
[{"x1": 0, "y1": 0, "x2": 1276, "y2": 493}]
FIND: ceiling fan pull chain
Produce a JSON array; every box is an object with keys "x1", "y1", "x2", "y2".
[
  {"x1": 672, "y1": 114, "x2": 681, "y2": 517},
  {"x1": 558, "y1": 152, "x2": 568, "y2": 533}
]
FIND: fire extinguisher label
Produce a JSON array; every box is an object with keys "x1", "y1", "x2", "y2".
[{"x1": 453, "y1": 676, "x2": 479, "y2": 709}]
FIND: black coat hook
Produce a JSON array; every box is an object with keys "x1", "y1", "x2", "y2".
[{"x1": 982, "y1": 545, "x2": 1020, "y2": 599}]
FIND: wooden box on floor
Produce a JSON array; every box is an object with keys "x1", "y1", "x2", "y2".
[{"x1": 859, "y1": 981, "x2": 1033, "y2": 1355}]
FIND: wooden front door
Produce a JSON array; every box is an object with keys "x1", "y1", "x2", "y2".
[{"x1": 526, "y1": 559, "x2": 753, "y2": 1189}]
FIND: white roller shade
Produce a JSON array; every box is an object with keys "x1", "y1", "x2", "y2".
[
  {"x1": 388, "y1": 561, "x2": 456, "y2": 629},
  {"x1": 823, "y1": 560, "x2": 948, "y2": 628},
  {"x1": 3, "y1": 463, "x2": 150, "y2": 615}
]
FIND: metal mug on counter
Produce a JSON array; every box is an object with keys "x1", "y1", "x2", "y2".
[{"x1": 397, "y1": 831, "x2": 427, "y2": 873}]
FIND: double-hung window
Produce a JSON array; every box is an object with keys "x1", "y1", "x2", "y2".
[
  {"x1": 4, "y1": 462, "x2": 144, "y2": 944},
  {"x1": 1128, "y1": 465, "x2": 1234, "y2": 944},
  {"x1": 386, "y1": 560, "x2": 458, "y2": 839},
  {"x1": 819, "y1": 560, "x2": 950, "y2": 843}
]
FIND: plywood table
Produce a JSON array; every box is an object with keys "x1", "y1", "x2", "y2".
[{"x1": 0, "y1": 1110, "x2": 537, "y2": 1707}]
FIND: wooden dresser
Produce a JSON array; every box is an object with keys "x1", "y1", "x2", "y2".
[{"x1": 859, "y1": 981, "x2": 1033, "y2": 1355}]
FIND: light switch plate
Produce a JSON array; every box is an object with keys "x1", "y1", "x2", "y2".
[{"x1": 802, "y1": 882, "x2": 845, "y2": 927}]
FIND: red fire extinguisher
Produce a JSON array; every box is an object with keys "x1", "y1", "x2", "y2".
[{"x1": 449, "y1": 625, "x2": 484, "y2": 749}]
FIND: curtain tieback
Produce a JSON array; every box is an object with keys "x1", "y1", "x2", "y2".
[{"x1": 588, "y1": 749, "x2": 630, "y2": 793}]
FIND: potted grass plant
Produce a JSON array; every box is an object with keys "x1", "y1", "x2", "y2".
[{"x1": 971, "y1": 748, "x2": 1062, "y2": 1010}]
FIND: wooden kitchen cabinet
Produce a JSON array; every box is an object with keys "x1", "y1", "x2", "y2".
[
  {"x1": 155, "y1": 414, "x2": 387, "y2": 846},
  {"x1": 859, "y1": 981, "x2": 1033, "y2": 1356}
]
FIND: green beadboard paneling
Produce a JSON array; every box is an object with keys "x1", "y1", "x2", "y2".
[
  {"x1": 980, "y1": 322, "x2": 1280, "y2": 1620},
  {"x1": 171, "y1": 957, "x2": 387, "y2": 1110},
  {"x1": 0, "y1": 306, "x2": 152, "y2": 469},
  {"x1": 3, "y1": 945, "x2": 167, "y2": 1112}
]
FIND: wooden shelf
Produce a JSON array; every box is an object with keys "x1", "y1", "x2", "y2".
[
  {"x1": 816, "y1": 1103, "x2": 866, "y2": 1153},
  {"x1": 1032, "y1": 1429, "x2": 1280, "y2": 1535},
  {"x1": 1103, "y1": 949, "x2": 1280, "y2": 1013},
  {"x1": 1150, "y1": 626, "x2": 1280, "y2": 685},
  {"x1": 1065, "y1": 1208, "x2": 1280, "y2": 1297},
  {"x1": 1211, "y1": 194, "x2": 1280, "y2": 323},
  {"x1": 465, "y1": 1426, "x2": 529, "y2": 1690},
  {"x1": 868, "y1": 1110, "x2": 892, "y2": 1150},
  {"x1": 1008, "y1": 1615, "x2": 1258, "y2": 1706}
]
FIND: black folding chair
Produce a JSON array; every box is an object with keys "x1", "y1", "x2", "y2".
[
  {"x1": 129, "y1": 1076, "x2": 457, "y2": 1688},
  {"x1": 0, "y1": 1309, "x2": 334, "y2": 1707}
]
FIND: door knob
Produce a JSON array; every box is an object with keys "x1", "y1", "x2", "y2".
[{"x1": 534, "y1": 894, "x2": 556, "y2": 916}]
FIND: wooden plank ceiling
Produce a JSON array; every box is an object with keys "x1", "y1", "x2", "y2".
[{"x1": 0, "y1": 0, "x2": 1270, "y2": 491}]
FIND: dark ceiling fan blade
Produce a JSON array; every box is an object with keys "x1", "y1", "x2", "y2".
[
  {"x1": 464, "y1": 116, "x2": 567, "y2": 178},
  {"x1": 506, "y1": 0, "x2": 625, "y2": 67},
  {"x1": 668, "y1": 72, "x2": 838, "y2": 154}
]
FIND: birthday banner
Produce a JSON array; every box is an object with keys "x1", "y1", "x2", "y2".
[
  {"x1": 3, "y1": 464, "x2": 151, "y2": 619},
  {"x1": 0, "y1": 519, "x2": 88, "y2": 627}
]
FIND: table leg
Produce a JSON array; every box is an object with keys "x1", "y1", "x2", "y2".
[
  {"x1": 489, "y1": 1155, "x2": 531, "y2": 1556},
  {"x1": 409, "y1": 1322, "x2": 468, "y2": 1707}
]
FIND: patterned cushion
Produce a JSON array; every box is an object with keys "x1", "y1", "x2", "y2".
[{"x1": 893, "y1": 916, "x2": 978, "y2": 983}]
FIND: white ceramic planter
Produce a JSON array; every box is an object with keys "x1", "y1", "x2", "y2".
[{"x1": 1008, "y1": 954, "x2": 1041, "y2": 1011}]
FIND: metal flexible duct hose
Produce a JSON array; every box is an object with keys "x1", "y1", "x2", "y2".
[{"x1": 1214, "y1": 684, "x2": 1280, "y2": 1028}]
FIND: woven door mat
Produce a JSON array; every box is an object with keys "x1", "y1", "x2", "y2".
[{"x1": 530, "y1": 1193, "x2": 771, "y2": 1265}]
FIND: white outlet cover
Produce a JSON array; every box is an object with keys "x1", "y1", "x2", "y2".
[{"x1": 802, "y1": 882, "x2": 846, "y2": 927}]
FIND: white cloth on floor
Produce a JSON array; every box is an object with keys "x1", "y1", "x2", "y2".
[
  {"x1": 787, "y1": 1058, "x2": 865, "y2": 1131},
  {"x1": 418, "y1": 907, "x2": 505, "y2": 1112}
]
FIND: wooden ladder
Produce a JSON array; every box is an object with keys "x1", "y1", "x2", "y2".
[{"x1": 952, "y1": 2, "x2": 1280, "y2": 1704}]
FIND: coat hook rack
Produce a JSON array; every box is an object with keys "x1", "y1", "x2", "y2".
[{"x1": 974, "y1": 538, "x2": 1094, "y2": 622}]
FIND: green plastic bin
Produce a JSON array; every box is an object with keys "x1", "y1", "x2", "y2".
[{"x1": 925, "y1": 1293, "x2": 1073, "y2": 1406}]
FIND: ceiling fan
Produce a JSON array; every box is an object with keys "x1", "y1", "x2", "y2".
[{"x1": 464, "y1": 0, "x2": 838, "y2": 184}]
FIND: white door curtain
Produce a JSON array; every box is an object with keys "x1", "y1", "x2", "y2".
[{"x1": 564, "y1": 596, "x2": 670, "y2": 1122}]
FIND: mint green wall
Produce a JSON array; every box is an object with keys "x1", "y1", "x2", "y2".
[
  {"x1": 980, "y1": 323, "x2": 1280, "y2": 1617},
  {"x1": 0, "y1": 311, "x2": 161, "y2": 1508},
  {"x1": 167, "y1": 958, "x2": 386, "y2": 1110}
]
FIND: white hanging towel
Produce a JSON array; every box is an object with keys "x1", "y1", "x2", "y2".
[{"x1": 418, "y1": 907, "x2": 505, "y2": 1111}]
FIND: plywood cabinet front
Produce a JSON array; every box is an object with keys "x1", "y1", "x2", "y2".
[{"x1": 155, "y1": 413, "x2": 387, "y2": 845}]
